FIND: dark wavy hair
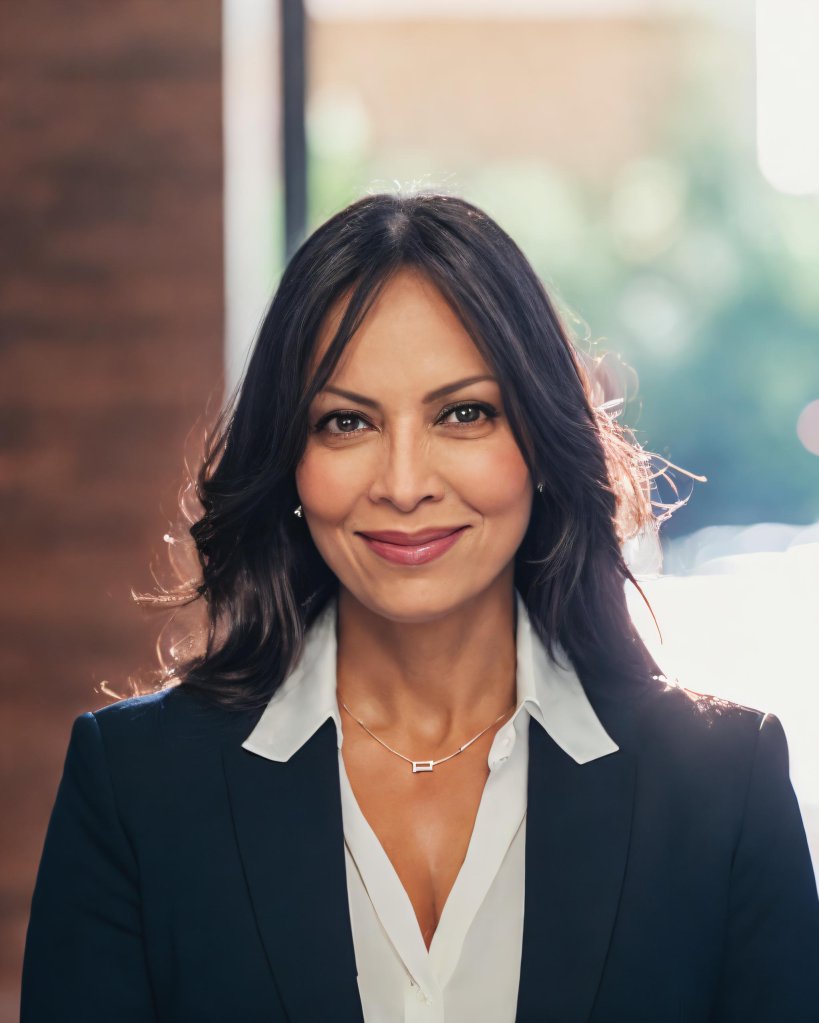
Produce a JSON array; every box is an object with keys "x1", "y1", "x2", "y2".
[{"x1": 127, "y1": 190, "x2": 693, "y2": 713}]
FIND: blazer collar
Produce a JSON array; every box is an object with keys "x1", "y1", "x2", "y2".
[
  {"x1": 240, "y1": 587, "x2": 619, "y2": 766},
  {"x1": 223, "y1": 590, "x2": 635, "y2": 1022}
]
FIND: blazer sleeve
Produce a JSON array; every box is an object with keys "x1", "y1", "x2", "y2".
[
  {"x1": 709, "y1": 712, "x2": 819, "y2": 1022},
  {"x1": 21, "y1": 711, "x2": 159, "y2": 1023}
]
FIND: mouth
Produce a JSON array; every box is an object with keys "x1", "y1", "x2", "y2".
[
  {"x1": 357, "y1": 526, "x2": 467, "y2": 546},
  {"x1": 356, "y1": 526, "x2": 469, "y2": 566}
]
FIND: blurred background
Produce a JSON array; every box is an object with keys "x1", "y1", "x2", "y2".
[{"x1": 1, "y1": 0, "x2": 817, "y2": 1016}]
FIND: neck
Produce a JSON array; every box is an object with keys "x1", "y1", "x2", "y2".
[{"x1": 335, "y1": 574, "x2": 518, "y2": 748}]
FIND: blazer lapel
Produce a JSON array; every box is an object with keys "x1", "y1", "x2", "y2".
[
  {"x1": 516, "y1": 714, "x2": 637, "y2": 1023},
  {"x1": 222, "y1": 717, "x2": 364, "y2": 1023}
]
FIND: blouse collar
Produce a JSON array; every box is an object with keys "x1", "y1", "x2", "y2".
[{"x1": 241, "y1": 588, "x2": 619, "y2": 766}]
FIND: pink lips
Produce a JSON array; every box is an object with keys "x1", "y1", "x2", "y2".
[{"x1": 357, "y1": 526, "x2": 469, "y2": 566}]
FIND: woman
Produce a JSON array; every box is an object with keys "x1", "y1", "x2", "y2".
[{"x1": 22, "y1": 192, "x2": 819, "y2": 1022}]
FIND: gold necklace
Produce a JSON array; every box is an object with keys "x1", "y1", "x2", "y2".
[{"x1": 340, "y1": 700, "x2": 517, "y2": 773}]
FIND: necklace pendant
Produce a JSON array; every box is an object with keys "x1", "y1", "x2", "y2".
[{"x1": 412, "y1": 760, "x2": 434, "y2": 773}]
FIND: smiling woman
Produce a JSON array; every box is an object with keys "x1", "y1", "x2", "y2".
[
  {"x1": 148, "y1": 191, "x2": 669, "y2": 712},
  {"x1": 298, "y1": 268, "x2": 536, "y2": 625},
  {"x1": 21, "y1": 191, "x2": 819, "y2": 1022}
]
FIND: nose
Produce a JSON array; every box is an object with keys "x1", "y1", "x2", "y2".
[{"x1": 366, "y1": 421, "x2": 446, "y2": 512}]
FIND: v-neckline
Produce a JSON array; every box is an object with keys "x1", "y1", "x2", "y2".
[{"x1": 337, "y1": 713, "x2": 529, "y2": 996}]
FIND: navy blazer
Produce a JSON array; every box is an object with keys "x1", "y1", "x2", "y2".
[{"x1": 21, "y1": 679, "x2": 819, "y2": 1022}]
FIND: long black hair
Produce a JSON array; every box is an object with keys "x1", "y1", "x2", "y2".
[{"x1": 132, "y1": 190, "x2": 689, "y2": 712}]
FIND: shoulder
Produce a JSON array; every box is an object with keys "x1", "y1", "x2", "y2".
[
  {"x1": 641, "y1": 679, "x2": 771, "y2": 744},
  {"x1": 597, "y1": 679, "x2": 787, "y2": 791},
  {"x1": 80, "y1": 684, "x2": 263, "y2": 763},
  {"x1": 58, "y1": 686, "x2": 265, "y2": 828}
]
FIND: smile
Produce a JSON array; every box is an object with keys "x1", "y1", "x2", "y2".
[{"x1": 356, "y1": 526, "x2": 469, "y2": 566}]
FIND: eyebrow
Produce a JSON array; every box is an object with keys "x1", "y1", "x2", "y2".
[{"x1": 320, "y1": 375, "x2": 499, "y2": 409}]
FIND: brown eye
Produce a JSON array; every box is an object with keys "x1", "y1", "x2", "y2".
[
  {"x1": 438, "y1": 402, "x2": 498, "y2": 426},
  {"x1": 314, "y1": 411, "x2": 370, "y2": 438}
]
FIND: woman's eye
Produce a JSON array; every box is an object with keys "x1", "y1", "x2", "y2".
[
  {"x1": 316, "y1": 412, "x2": 369, "y2": 437},
  {"x1": 438, "y1": 402, "x2": 497, "y2": 427}
]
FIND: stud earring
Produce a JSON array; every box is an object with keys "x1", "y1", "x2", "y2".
[
  {"x1": 293, "y1": 504, "x2": 303, "y2": 518},
  {"x1": 536, "y1": 482, "x2": 544, "y2": 493}
]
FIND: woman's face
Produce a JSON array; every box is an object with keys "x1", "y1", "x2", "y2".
[{"x1": 295, "y1": 268, "x2": 534, "y2": 622}]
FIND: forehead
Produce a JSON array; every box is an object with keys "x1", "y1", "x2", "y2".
[{"x1": 310, "y1": 268, "x2": 492, "y2": 379}]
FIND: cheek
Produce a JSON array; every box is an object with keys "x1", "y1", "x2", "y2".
[
  {"x1": 453, "y1": 439, "x2": 532, "y2": 514},
  {"x1": 295, "y1": 445, "x2": 361, "y2": 520}
]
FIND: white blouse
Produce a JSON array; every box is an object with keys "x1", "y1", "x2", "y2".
[{"x1": 241, "y1": 589, "x2": 620, "y2": 1022}]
